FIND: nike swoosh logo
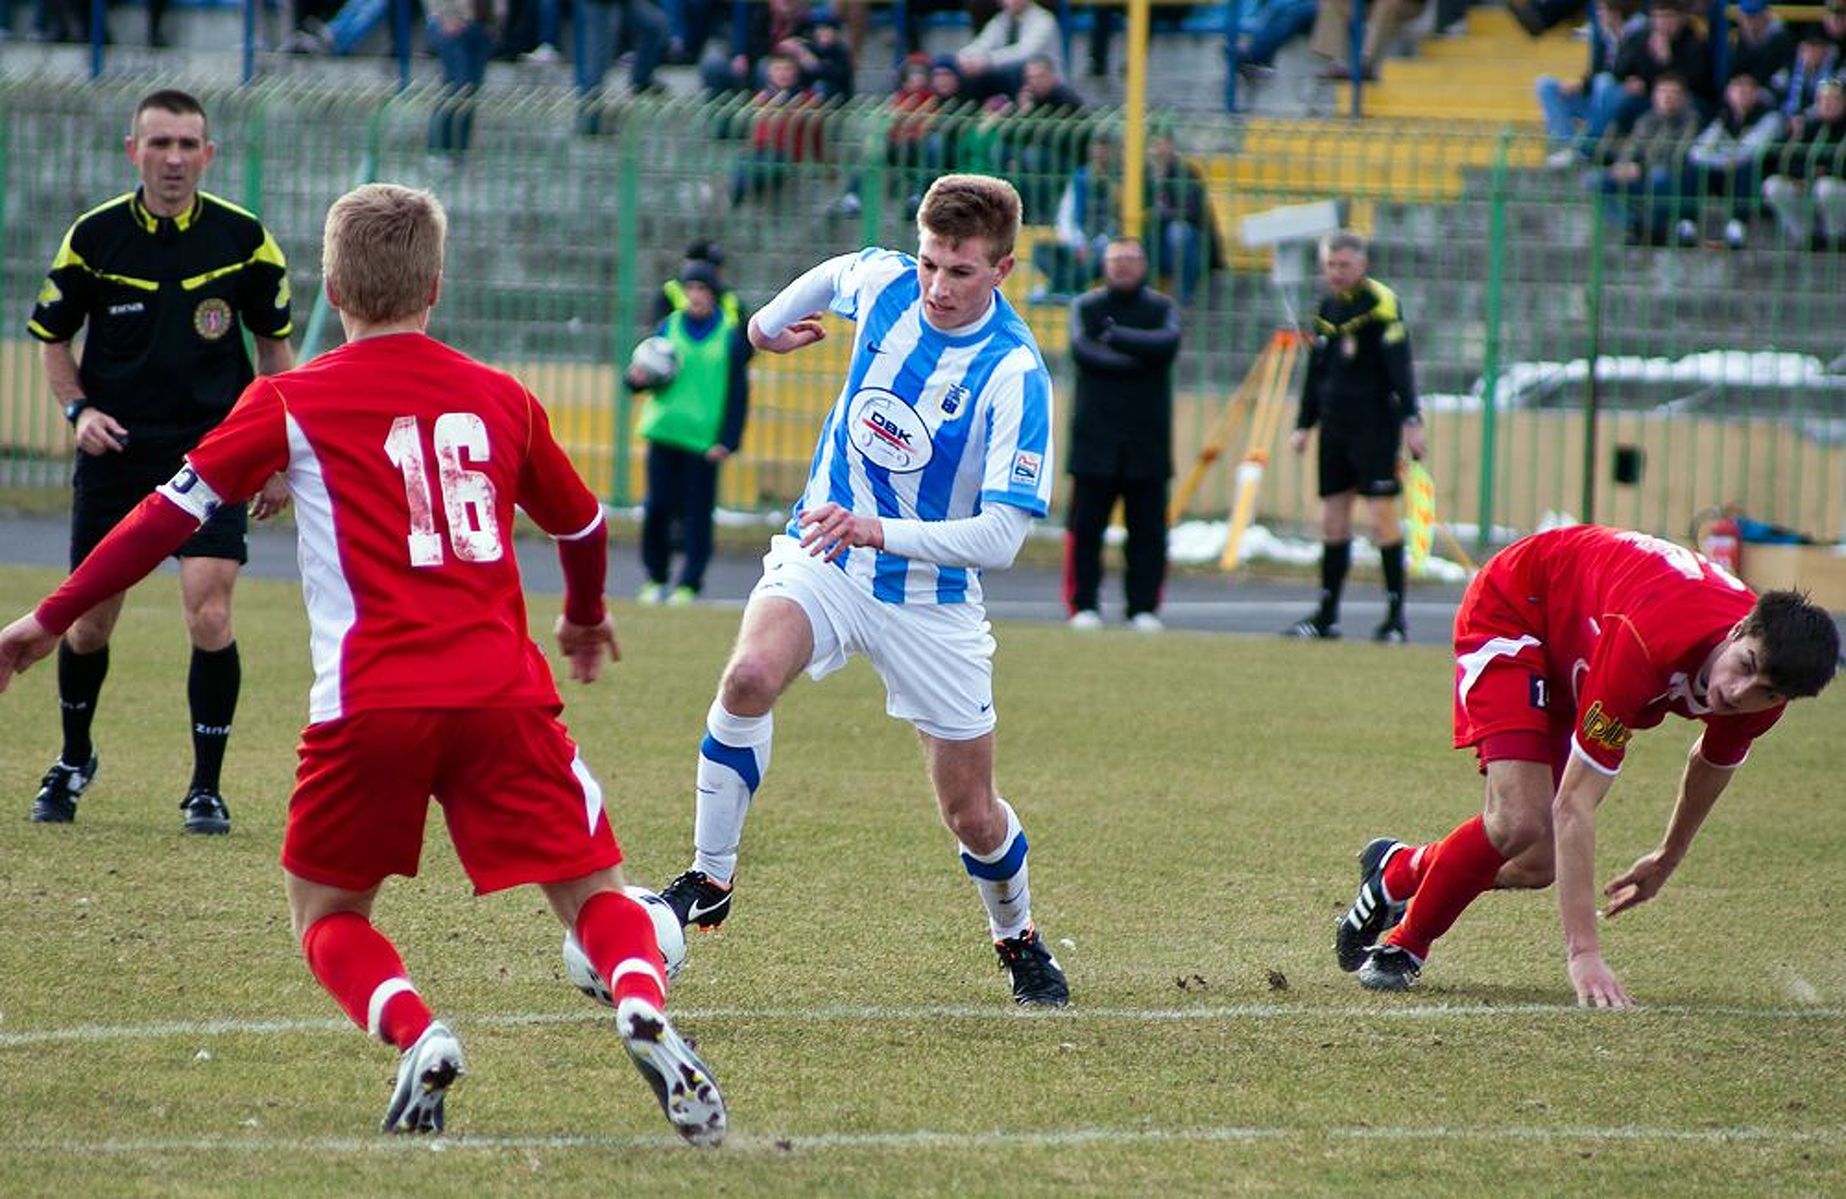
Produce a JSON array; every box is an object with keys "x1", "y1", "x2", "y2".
[
  {"x1": 687, "y1": 896, "x2": 730, "y2": 921},
  {"x1": 979, "y1": 702, "x2": 993, "y2": 713},
  {"x1": 696, "y1": 786, "x2": 719, "y2": 795}
]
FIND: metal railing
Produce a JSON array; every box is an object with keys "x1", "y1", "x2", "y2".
[{"x1": 1, "y1": 82, "x2": 1840, "y2": 549}]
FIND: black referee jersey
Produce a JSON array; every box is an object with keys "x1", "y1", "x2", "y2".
[{"x1": 28, "y1": 188, "x2": 292, "y2": 457}]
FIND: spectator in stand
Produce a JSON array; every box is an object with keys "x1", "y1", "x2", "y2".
[
  {"x1": 1729, "y1": 0, "x2": 1794, "y2": 90},
  {"x1": 701, "y1": 0, "x2": 813, "y2": 97},
  {"x1": 831, "y1": 56, "x2": 938, "y2": 218},
  {"x1": 1823, "y1": 0, "x2": 1846, "y2": 55},
  {"x1": 957, "y1": 0, "x2": 1063, "y2": 101},
  {"x1": 1505, "y1": 0, "x2": 1586, "y2": 38},
  {"x1": 1145, "y1": 129, "x2": 1224, "y2": 307},
  {"x1": 428, "y1": 0, "x2": 502, "y2": 162},
  {"x1": 1591, "y1": 71, "x2": 1702, "y2": 245},
  {"x1": 991, "y1": 55, "x2": 1089, "y2": 223},
  {"x1": 731, "y1": 53, "x2": 826, "y2": 205},
  {"x1": 1773, "y1": 29, "x2": 1839, "y2": 117},
  {"x1": 1763, "y1": 77, "x2": 1846, "y2": 246},
  {"x1": 1537, "y1": 0, "x2": 1647, "y2": 168},
  {"x1": 1683, "y1": 71, "x2": 1784, "y2": 248},
  {"x1": 1231, "y1": 0, "x2": 1320, "y2": 82},
  {"x1": 1309, "y1": 0, "x2": 1425, "y2": 83},
  {"x1": 284, "y1": 0, "x2": 415, "y2": 56},
  {"x1": 1032, "y1": 133, "x2": 1119, "y2": 301},
  {"x1": 496, "y1": 0, "x2": 561, "y2": 61},
  {"x1": 663, "y1": 0, "x2": 717, "y2": 63},
  {"x1": 780, "y1": 12, "x2": 854, "y2": 99},
  {"x1": 574, "y1": 0, "x2": 670, "y2": 134},
  {"x1": 1608, "y1": 0, "x2": 1710, "y2": 132},
  {"x1": 1086, "y1": 2, "x2": 1188, "y2": 79}
]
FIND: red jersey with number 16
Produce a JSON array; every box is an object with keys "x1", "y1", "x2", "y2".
[
  {"x1": 183, "y1": 332, "x2": 603, "y2": 724},
  {"x1": 1467, "y1": 524, "x2": 1782, "y2": 775}
]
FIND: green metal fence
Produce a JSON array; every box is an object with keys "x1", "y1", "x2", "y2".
[{"x1": 2, "y1": 80, "x2": 1841, "y2": 551}]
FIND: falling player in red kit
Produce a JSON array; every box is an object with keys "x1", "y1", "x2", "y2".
[
  {"x1": 1331, "y1": 524, "x2": 1837, "y2": 1008},
  {"x1": 0, "y1": 184, "x2": 725, "y2": 1143}
]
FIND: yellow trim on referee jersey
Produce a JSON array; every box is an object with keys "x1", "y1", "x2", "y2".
[{"x1": 182, "y1": 262, "x2": 247, "y2": 290}]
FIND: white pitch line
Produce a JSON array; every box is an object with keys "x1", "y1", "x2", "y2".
[
  {"x1": 5, "y1": 1124, "x2": 1846, "y2": 1158},
  {"x1": 2, "y1": 1002, "x2": 1843, "y2": 1049}
]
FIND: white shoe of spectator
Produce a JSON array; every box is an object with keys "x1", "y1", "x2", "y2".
[
  {"x1": 1723, "y1": 218, "x2": 1746, "y2": 250},
  {"x1": 1544, "y1": 147, "x2": 1578, "y2": 170},
  {"x1": 521, "y1": 42, "x2": 562, "y2": 64},
  {"x1": 1674, "y1": 218, "x2": 1699, "y2": 246},
  {"x1": 1130, "y1": 612, "x2": 1165, "y2": 634},
  {"x1": 1068, "y1": 610, "x2": 1103, "y2": 631}
]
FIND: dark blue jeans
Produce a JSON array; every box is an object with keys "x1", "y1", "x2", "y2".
[
  {"x1": 642, "y1": 441, "x2": 720, "y2": 592},
  {"x1": 428, "y1": 20, "x2": 494, "y2": 156}
]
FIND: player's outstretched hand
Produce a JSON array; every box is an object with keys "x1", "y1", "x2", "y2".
[
  {"x1": 0, "y1": 612, "x2": 59, "y2": 694},
  {"x1": 796, "y1": 502, "x2": 883, "y2": 563},
  {"x1": 1602, "y1": 849, "x2": 1676, "y2": 919},
  {"x1": 752, "y1": 314, "x2": 827, "y2": 355},
  {"x1": 1566, "y1": 950, "x2": 1633, "y2": 1010},
  {"x1": 250, "y1": 472, "x2": 292, "y2": 522},
  {"x1": 555, "y1": 613, "x2": 620, "y2": 684}
]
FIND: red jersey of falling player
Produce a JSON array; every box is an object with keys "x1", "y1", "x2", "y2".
[
  {"x1": 1453, "y1": 523, "x2": 1783, "y2": 777},
  {"x1": 158, "y1": 332, "x2": 600, "y2": 722}
]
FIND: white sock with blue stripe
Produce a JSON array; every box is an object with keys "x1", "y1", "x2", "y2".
[
  {"x1": 692, "y1": 700, "x2": 772, "y2": 886},
  {"x1": 960, "y1": 798, "x2": 1031, "y2": 940}
]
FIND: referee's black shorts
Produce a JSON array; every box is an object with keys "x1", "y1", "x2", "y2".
[
  {"x1": 70, "y1": 451, "x2": 248, "y2": 568},
  {"x1": 1316, "y1": 425, "x2": 1403, "y2": 499}
]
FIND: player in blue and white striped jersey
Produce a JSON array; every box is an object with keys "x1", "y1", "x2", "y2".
[{"x1": 658, "y1": 174, "x2": 1069, "y2": 1007}]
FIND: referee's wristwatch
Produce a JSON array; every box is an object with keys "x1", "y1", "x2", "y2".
[{"x1": 63, "y1": 397, "x2": 90, "y2": 426}]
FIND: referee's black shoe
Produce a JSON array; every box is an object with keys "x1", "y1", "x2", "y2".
[
  {"x1": 1373, "y1": 614, "x2": 1408, "y2": 643},
  {"x1": 1283, "y1": 613, "x2": 1340, "y2": 639},
  {"x1": 32, "y1": 753, "x2": 99, "y2": 823},
  {"x1": 180, "y1": 787, "x2": 232, "y2": 835}
]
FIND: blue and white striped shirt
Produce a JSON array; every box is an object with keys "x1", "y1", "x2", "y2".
[{"x1": 787, "y1": 248, "x2": 1056, "y2": 607}]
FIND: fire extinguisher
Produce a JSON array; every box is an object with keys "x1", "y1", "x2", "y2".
[{"x1": 1700, "y1": 513, "x2": 1742, "y2": 574}]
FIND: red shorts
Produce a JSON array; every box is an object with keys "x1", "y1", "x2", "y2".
[
  {"x1": 283, "y1": 706, "x2": 622, "y2": 895},
  {"x1": 1452, "y1": 580, "x2": 1570, "y2": 782}
]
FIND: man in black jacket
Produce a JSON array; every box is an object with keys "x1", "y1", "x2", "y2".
[
  {"x1": 1063, "y1": 238, "x2": 1182, "y2": 633},
  {"x1": 1285, "y1": 230, "x2": 1426, "y2": 643}
]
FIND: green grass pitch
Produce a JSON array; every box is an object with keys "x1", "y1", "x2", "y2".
[{"x1": 1, "y1": 565, "x2": 1842, "y2": 1195}]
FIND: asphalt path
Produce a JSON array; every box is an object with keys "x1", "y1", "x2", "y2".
[{"x1": 0, "y1": 513, "x2": 1467, "y2": 645}]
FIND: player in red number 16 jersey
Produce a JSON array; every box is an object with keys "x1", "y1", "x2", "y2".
[
  {"x1": 1331, "y1": 524, "x2": 1838, "y2": 1007},
  {"x1": 0, "y1": 184, "x2": 726, "y2": 1143}
]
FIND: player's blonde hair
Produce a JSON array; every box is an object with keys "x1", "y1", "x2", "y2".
[
  {"x1": 322, "y1": 184, "x2": 446, "y2": 324},
  {"x1": 916, "y1": 174, "x2": 1021, "y2": 264}
]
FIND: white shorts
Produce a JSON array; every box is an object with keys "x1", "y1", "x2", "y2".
[{"x1": 749, "y1": 534, "x2": 998, "y2": 741}]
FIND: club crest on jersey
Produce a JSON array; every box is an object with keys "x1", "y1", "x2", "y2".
[
  {"x1": 1010, "y1": 450, "x2": 1042, "y2": 486},
  {"x1": 1580, "y1": 701, "x2": 1632, "y2": 752},
  {"x1": 939, "y1": 383, "x2": 969, "y2": 416},
  {"x1": 847, "y1": 388, "x2": 933, "y2": 473},
  {"x1": 193, "y1": 297, "x2": 234, "y2": 341}
]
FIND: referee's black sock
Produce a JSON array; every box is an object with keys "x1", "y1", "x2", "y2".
[
  {"x1": 1318, "y1": 539, "x2": 1352, "y2": 626},
  {"x1": 1380, "y1": 541, "x2": 1406, "y2": 621},
  {"x1": 57, "y1": 642, "x2": 110, "y2": 766},
  {"x1": 188, "y1": 642, "x2": 241, "y2": 794}
]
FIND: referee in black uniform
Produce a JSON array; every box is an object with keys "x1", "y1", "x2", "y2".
[
  {"x1": 1284, "y1": 229, "x2": 1426, "y2": 643},
  {"x1": 26, "y1": 89, "x2": 294, "y2": 834}
]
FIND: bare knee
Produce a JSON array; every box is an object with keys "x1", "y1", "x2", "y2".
[
  {"x1": 185, "y1": 598, "x2": 234, "y2": 650},
  {"x1": 718, "y1": 652, "x2": 786, "y2": 715}
]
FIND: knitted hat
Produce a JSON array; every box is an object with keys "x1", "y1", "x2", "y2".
[{"x1": 679, "y1": 260, "x2": 721, "y2": 291}]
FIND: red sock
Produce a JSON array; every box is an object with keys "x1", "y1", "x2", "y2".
[
  {"x1": 1385, "y1": 814, "x2": 1507, "y2": 962},
  {"x1": 575, "y1": 890, "x2": 666, "y2": 1009},
  {"x1": 1381, "y1": 842, "x2": 1432, "y2": 902},
  {"x1": 301, "y1": 911, "x2": 433, "y2": 1050}
]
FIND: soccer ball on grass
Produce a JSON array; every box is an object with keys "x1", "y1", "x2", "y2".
[{"x1": 562, "y1": 885, "x2": 687, "y2": 1007}]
